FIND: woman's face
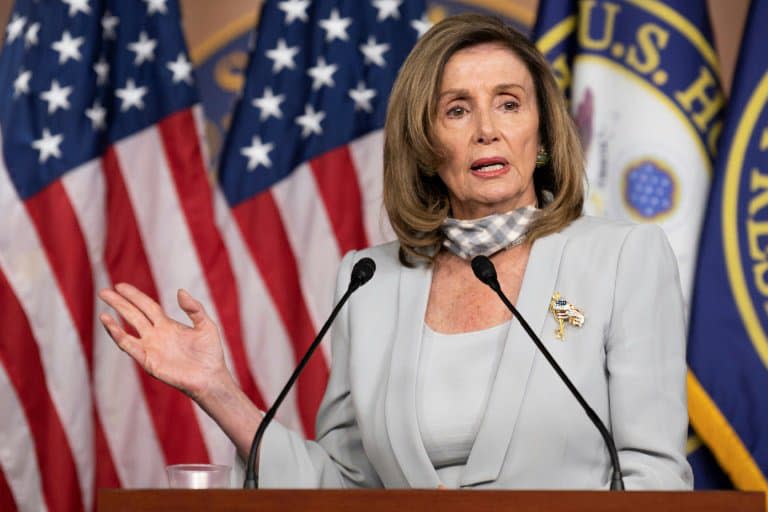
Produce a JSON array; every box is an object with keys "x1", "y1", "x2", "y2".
[{"x1": 434, "y1": 43, "x2": 540, "y2": 220}]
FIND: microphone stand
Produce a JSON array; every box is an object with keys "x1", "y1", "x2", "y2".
[
  {"x1": 243, "y1": 258, "x2": 375, "y2": 489},
  {"x1": 472, "y1": 256, "x2": 625, "y2": 490}
]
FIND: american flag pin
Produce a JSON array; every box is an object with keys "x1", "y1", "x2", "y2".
[{"x1": 549, "y1": 292, "x2": 584, "y2": 341}]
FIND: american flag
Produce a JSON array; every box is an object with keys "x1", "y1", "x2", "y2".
[
  {"x1": 0, "y1": 0, "x2": 247, "y2": 509},
  {"x1": 0, "y1": 0, "x2": 426, "y2": 509},
  {"x1": 217, "y1": 0, "x2": 427, "y2": 439}
]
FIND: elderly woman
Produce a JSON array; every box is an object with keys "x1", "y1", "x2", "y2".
[{"x1": 99, "y1": 14, "x2": 692, "y2": 490}]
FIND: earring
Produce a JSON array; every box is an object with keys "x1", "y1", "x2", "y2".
[{"x1": 535, "y1": 147, "x2": 550, "y2": 168}]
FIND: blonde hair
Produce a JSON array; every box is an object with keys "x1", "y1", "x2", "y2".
[{"x1": 383, "y1": 13, "x2": 585, "y2": 266}]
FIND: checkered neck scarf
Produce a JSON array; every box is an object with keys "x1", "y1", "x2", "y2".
[{"x1": 441, "y1": 205, "x2": 539, "y2": 260}]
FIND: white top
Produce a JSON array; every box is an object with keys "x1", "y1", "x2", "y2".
[{"x1": 416, "y1": 321, "x2": 509, "y2": 487}]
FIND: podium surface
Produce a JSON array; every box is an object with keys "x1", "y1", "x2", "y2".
[{"x1": 98, "y1": 489, "x2": 765, "y2": 511}]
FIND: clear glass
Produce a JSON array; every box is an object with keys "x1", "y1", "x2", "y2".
[{"x1": 166, "y1": 464, "x2": 232, "y2": 489}]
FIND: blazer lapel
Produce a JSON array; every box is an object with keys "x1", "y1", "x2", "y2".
[
  {"x1": 384, "y1": 261, "x2": 441, "y2": 488},
  {"x1": 460, "y1": 232, "x2": 568, "y2": 487}
]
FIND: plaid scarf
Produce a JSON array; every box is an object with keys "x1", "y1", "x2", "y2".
[{"x1": 441, "y1": 205, "x2": 539, "y2": 260}]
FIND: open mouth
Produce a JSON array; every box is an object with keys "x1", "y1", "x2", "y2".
[{"x1": 470, "y1": 158, "x2": 508, "y2": 173}]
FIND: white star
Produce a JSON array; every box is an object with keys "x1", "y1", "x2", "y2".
[
  {"x1": 128, "y1": 31, "x2": 157, "y2": 65},
  {"x1": 93, "y1": 57, "x2": 109, "y2": 85},
  {"x1": 278, "y1": 0, "x2": 310, "y2": 24},
  {"x1": 319, "y1": 8, "x2": 352, "y2": 42},
  {"x1": 360, "y1": 36, "x2": 390, "y2": 67},
  {"x1": 143, "y1": 0, "x2": 168, "y2": 15},
  {"x1": 265, "y1": 39, "x2": 299, "y2": 73},
  {"x1": 31, "y1": 129, "x2": 64, "y2": 163},
  {"x1": 252, "y1": 87, "x2": 285, "y2": 121},
  {"x1": 296, "y1": 104, "x2": 325, "y2": 138},
  {"x1": 101, "y1": 12, "x2": 119, "y2": 39},
  {"x1": 372, "y1": 0, "x2": 402, "y2": 21},
  {"x1": 307, "y1": 57, "x2": 338, "y2": 90},
  {"x1": 62, "y1": 0, "x2": 91, "y2": 17},
  {"x1": 241, "y1": 136, "x2": 275, "y2": 170},
  {"x1": 40, "y1": 80, "x2": 73, "y2": 114},
  {"x1": 349, "y1": 81, "x2": 376, "y2": 112},
  {"x1": 116, "y1": 79, "x2": 148, "y2": 111},
  {"x1": 52, "y1": 31, "x2": 84, "y2": 64},
  {"x1": 25, "y1": 22, "x2": 40, "y2": 47},
  {"x1": 85, "y1": 100, "x2": 107, "y2": 130},
  {"x1": 411, "y1": 13, "x2": 432, "y2": 38},
  {"x1": 167, "y1": 53, "x2": 193, "y2": 84},
  {"x1": 13, "y1": 69, "x2": 32, "y2": 97},
  {"x1": 6, "y1": 14, "x2": 26, "y2": 43}
]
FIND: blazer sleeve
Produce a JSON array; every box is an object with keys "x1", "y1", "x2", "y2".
[
  {"x1": 258, "y1": 250, "x2": 383, "y2": 488},
  {"x1": 606, "y1": 223, "x2": 693, "y2": 489}
]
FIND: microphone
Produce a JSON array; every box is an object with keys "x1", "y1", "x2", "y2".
[
  {"x1": 471, "y1": 255, "x2": 625, "y2": 490},
  {"x1": 243, "y1": 257, "x2": 376, "y2": 489}
]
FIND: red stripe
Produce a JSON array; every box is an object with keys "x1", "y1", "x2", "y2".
[
  {"x1": 24, "y1": 181, "x2": 122, "y2": 494},
  {"x1": 156, "y1": 109, "x2": 265, "y2": 411},
  {"x1": 102, "y1": 146, "x2": 210, "y2": 465},
  {"x1": 0, "y1": 463, "x2": 16, "y2": 512},
  {"x1": 309, "y1": 145, "x2": 370, "y2": 254},
  {"x1": 233, "y1": 193, "x2": 329, "y2": 436},
  {"x1": 0, "y1": 269, "x2": 84, "y2": 512},
  {"x1": 94, "y1": 412, "x2": 121, "y2": 491},
  {"x1": 24, "y1": 182, "x2": 94, "y2": 368}
]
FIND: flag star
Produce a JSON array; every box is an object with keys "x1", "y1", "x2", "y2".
[
  {"x1": 307, "y1": 57, "x2": 338, "y2": 90},
  {"x1": 6, "y1": 14, "x2": 26, "y2": 43},
  {"x1": 349, "y1": 81, "x2": 376, "y2": 113},
  {"x1": 411, "y1": 13, "x2": 432, "y2": 38},
  {"x1": 52, "y1": 31, "x2": 84, "y2": 64},
  {"x1": 40, "y1": 80, "x2": 73, "y2": 114},
  {"x1": 101, "y1": 12, "x2": 119, "y2": 39},
  {"x1": 128, "y1": 31, "x2": 157, "y2": 65},
  {"x1": 116, "y1": 79, "x2": 148, "y2": 111},
  {"x1": 296, "y1": 104, "x2": 325, "y2": 138},
  {"x1": 372, "y1": 0, "x2": 402, "y2": 21},
  {"x1": 241, "y1": 136, "x2": 274, "y2": 170},
  {"x1": 32, "y1": 129, "x2": 64, "y2": 163},
  {"x1": 167, "y1": 53, "x2": 193, "y2": 84},
  {"x1": 278, "y1": 0, "x2": 310, "y2": 24},
  {"x1": 85, "y1": 100, "x2": 107, "y2": 130},
  {"x1": 93, "y1": 57, "x2": 109, "y2": 85},
  {"x1": 13, "y1": 69, "x2": 32, "y2": 97},
  {"x1": 24, "y1": 22, "x2": 40, "y2": 47},
  {"x1": 360, "y1": 36, "x2": 390, "y2": 67},
  {"x1": 62, "y1": 0, "x2": 91, "y2": 17},
  {"x1": 319, "y1": 8, "x2": 352, "y2": 42},
  {"x1": 143, "y1": 0, "x2": 168, "y2": 15},
  {"x1": 265, "y1": 39, "x2": 299, "y2": 73},
  {"x1": 252, "y1": 87, "x2": 285, "y2": 121}
]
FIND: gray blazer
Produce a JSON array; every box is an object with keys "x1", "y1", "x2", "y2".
[{"x1": 260, "y1": 216, "x2": 693, "y2": 489}]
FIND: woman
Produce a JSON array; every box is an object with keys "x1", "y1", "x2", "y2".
[{"x1": 99, "y1": 14, "x2": 692, "y2": 489}]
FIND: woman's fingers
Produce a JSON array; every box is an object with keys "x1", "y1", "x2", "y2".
[
  {"x1": 115, "y1": 283, "x2": 167, "y2": 326},
  {"x1": 98, "y1": 288, "x2": 153, "y2": 333},
  {"x1": 99, "y1": 312, "x2": 146, "y2": 363},
  {"x1": 177, "y1": 289, "x2": 210, "y2": 329}
]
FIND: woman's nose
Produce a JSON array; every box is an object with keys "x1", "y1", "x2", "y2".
[{"x1": 474, "y1": 110, "x2": 500, "y2": 144}]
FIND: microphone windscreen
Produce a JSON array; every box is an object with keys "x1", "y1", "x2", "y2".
[
  {"x1": 351, "y1": 257, "x2": 376, "y2": 286},
  {"x1": 471, "y1": 255, "x2": 497, "y2": 286}
]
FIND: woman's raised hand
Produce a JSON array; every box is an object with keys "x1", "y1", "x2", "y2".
[{"x1": 98, "y1": 283, "x2": 231, "y2": 400}]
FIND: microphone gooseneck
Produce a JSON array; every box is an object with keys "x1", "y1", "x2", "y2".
[
  {"x1": 243, "y1": 257, "x2": 376, "y2": 489},
  {"x1": 471, "y1": 255, "x2": 625, "y2": 491}
]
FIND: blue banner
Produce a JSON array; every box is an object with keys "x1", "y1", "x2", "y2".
[{"x1": 688, "y1": 0, "x2": 768, "y2": 491}]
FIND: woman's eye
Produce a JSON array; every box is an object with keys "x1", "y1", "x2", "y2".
[
  {"x1": 446, "y1": 106, "x2": 466, "y2": 117},
  {"x1": 502, "y1": 100, "x2": 520, "y2": 111}
]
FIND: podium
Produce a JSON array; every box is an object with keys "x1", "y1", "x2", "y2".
[{"x1": 98, "y1": 489, "x2": 765, "y2": 511}]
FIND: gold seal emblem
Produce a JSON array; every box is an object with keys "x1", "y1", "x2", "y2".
[{"x1": 549, "y1": 293, "x2": 584, "y2": 340}]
